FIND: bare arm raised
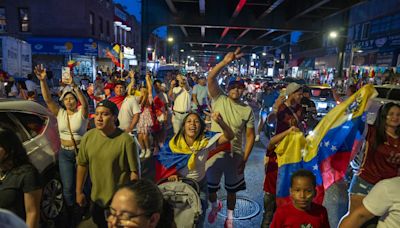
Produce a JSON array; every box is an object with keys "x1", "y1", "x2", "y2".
[
  {"x1": 207, "y1": 48, "x2": 244, "y2": 99},
  {"x1": 34, "y1": 64, "x2": 59, "y2": 116}
]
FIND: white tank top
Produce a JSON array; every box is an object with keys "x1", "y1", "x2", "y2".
[{"x1": 57, "y1": 108, "x2": 89, "y2": 141}]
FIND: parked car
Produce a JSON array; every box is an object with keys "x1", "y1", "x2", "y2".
[
  {"x1": 0, "y1": 98, "x2": 63, "y2": 225},
  {"x1": 366, "y1": 85, "x2": 400, "y2": 124},
  {"x1": 308, "y1": 85, "x2": 338, "y2": 118}
]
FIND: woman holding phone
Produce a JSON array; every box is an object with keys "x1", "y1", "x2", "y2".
[{"x1": 34, "y1": 64, "x2": 89, "y2": 226}]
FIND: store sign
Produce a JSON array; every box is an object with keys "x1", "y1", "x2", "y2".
[
  {"x1": 347, "y1": 34, "x2": 400, "y2": 51},
  {"x1": 27, "y1": 37, "x2": 98, "y2": 56}
]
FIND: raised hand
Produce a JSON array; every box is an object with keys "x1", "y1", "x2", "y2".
[
  {"x1": 145, "y1": 72, "x2": 152, "y2": 81},
  {"x1": 128, "y1": 70, "x2": 135, "y2": 79},
  {"x1": 211, "y1": 111, "x2": 223, "y2": 123},
  {"x1": 34, "y1": 64, "x2": 47, "y2": 81},
  {"x1": 222, "y1": 48, "x2": 244, "y2": 65}
]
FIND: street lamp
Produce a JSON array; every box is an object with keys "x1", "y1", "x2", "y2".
[
  {"x1": 329, "y1": 31, "x2": 338, "y2": 39},
  {"x1": 167, "y1": 37, "x2": 174, "y2": 42}
]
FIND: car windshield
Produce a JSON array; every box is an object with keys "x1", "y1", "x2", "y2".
[{"x1": 310, "y1": 88, "x2": 332, "y2": 99}]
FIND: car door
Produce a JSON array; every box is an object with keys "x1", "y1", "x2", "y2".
[{"x1": 1, "y1": 111, "x2": 54, "y2": 173}]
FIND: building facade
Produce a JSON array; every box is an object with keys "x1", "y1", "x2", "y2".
[{"x1": 0, "y1": 0, "x2": 139, "y2": 80}]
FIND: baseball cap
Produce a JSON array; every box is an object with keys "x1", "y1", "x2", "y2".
[
  {"x1": 97, "y1": 99, "x2": 119, "y2": 116},
  {"x1": 104, "y1": 83, "x2": 114, "y2": 90},
  {"x1": 285, "y1": 82, "x2": 302, "y2": 97},
  {"x1": 59, "y1": 86, "x2": 78, "y2": 101},
  {"x1": 227, "y1": 78, "x2": 245, "y2": 91}
]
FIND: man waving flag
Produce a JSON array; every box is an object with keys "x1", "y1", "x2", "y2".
[{"x1": 274, "y1": 84, "x2": 377, "y2": 206}]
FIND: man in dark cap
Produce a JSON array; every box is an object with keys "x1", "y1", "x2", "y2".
[
  {"x1": 75, "y1": 99, "x2": 140, "y2": 228},
  {"x1": 206, "y1": 48, "x2": 255, "y2": 228}
]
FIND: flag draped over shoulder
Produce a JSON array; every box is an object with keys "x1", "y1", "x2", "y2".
[
  {"x1": 155, "y1": 132, "x2": 230, "y2": 181},
  {"x1": 274, "y1": 84, "x2": 377, "y2": 206}
]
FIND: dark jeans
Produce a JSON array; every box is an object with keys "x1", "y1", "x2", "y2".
[
  {"x1": 59, "y1": 148, "x2": 76, "y2": 206},
  {"x1": 197, "y1": 178, "x2": 208, "y2": 228},
  {"x1": 261, "y1": 192, "x2": 276, "y2": 228},
  {"x1": 92, "y1": 202, "x2": 107, "y2": 228}
]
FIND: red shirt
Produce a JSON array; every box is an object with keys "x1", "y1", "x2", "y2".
[
  {"x1": 276, "y1": 103, "x2": 302, "y2": 134},
  {"x1": 359, "y1": 125, "x2": 400, "y2": 184},
  {"x1": 109, "y1": 95, "x2": 125, "y2": 110},
  {"x1": 271, "y1": 203, "x2": 330, "y2": 228}
]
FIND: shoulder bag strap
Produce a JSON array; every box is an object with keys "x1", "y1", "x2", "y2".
[{"x1": 66, "y1": 113, "x2": 79, "y2": 156}]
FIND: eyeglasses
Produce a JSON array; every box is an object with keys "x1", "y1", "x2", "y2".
[{"x1": 104, "y1": 207, "x2": 149, "y2": 226}]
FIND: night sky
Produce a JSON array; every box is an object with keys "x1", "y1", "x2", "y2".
[{"x1": 114, "y1": 0, "x2": 167, "y2": 37}]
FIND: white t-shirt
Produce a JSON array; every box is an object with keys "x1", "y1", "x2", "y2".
[
  {"x1": 118, "y1": 96, "x2": 141, "y2": 131},
  {"x1": 363, "y1": 176, "x2": 400, "y2": 228},
  {"x1": 172, "y1": 87, "x2": 192, "y2": 113},
  {"x1": 57, "y1": 108, "x2": 89, "y2": 141},
  {"x1": 192, "y1": 84, "x2": 208, "y2": 107},
  {"x1": 25, "y1": 80, "x2": 38, "y2": 93},
  {"x1": 178, "y1": 133, "x2": 221, "y2": 181}
]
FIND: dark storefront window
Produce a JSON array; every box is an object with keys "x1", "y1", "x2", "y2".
[
  {"x1": 361, "y1": 23, "x2": 370, "y2": 40},
  {"x1": 18, "y1": 8, "x2": 30, "y2": 32},
  {"x1": 90, "y1": 12, "x2": 95, "y2": 35},
  {"x1": 99, "y1": 16, "x2": 103, "y2": 34},
  {"x1": 106, "y1": 20, "x2": 110, "y2": 37},
  {"x1": 0, "y1": 8, "x2": 6, "y2": 33}
]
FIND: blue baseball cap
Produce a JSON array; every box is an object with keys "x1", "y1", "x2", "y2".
[{"x1": 227, "y1": 78, "x2": 245, "y2": 91}]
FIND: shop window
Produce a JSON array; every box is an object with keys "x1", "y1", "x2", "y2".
[
  {"x1": 18, "y1": 8, "x2": 30, "y2": 32},
  {"x1": 0, "y1": 8, "x2": 6, "y2": 33},
  {"x1": 106, "y1": 20, "x2": 110, "y2": 37},
  {"x1": 90, "y1": 12, "x2": 95, "y2": 35},
  {"x1": 99, "y1": 16, "x2": 103, "y2": 35},
  {"x1": 361, "y1": 23, "x2": 370, "y2": 40}
]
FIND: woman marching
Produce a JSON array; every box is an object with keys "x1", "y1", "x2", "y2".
[
  {"x1": 35, "y1": 64, "x2": 89, "y2": 226},
  {"x1": 156, "y1": 111, "x2": 234, "y2": 227}
]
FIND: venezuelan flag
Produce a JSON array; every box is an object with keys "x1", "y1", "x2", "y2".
[
  {"x1": 274, "y1": 84, "x2": 377, "y2": 206},
  {"x1": 155, "y1": 132, "x2": 230, "y2": 181}
]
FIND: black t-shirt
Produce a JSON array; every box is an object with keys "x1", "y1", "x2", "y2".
[{"x1": 0, "y1": 164, "x2": 42, "y2": 220}]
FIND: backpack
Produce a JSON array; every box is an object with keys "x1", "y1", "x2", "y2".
[{"x1": 158, "y1": 178, "x2": 202, "y2": 228}]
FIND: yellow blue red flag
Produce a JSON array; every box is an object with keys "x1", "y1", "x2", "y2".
[{"x1": 275, "y1": 84, "x2": 377, "y2": 206}]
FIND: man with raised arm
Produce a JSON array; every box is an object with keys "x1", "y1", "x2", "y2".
[{"x1": 206, "y1": 48, "x2": 255, "y2": 228}]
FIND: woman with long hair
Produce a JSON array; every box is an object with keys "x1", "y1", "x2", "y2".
[
  {"x1": 346, "y1": 102, "x2": 400, "y2": 220},
  {"x1": 0, "y1": 127, "x2": 42, "y2": 228},
  {"x1": 34, "y1": 64, "x2": 89, "y2": 225},
  {"x1": 157, "y1": 111, "x2": 234, "y2": 227}
]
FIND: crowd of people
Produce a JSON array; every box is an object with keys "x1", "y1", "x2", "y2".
[{"x1": 0, "y1": 47, "x2": 399, "y2": 228}]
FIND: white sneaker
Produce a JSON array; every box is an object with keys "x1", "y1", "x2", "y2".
[
  {"x1": 144, "y1": 149, "x2": 151, "y2": 159},
  {"x1": 139, "y1": 150, "x2": 145, "y2": 159},
  {"x1": 255, "y1": 135, "x2": 260, "y2": 142}
]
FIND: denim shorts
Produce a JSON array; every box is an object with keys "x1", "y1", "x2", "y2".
[{"x1": 348, "y1": 175, "x2": 374, "y2": 196}]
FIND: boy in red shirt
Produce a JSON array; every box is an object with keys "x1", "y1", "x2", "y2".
[{"x1": 271, "y1": 169, "x2": 330, "y2": 228}]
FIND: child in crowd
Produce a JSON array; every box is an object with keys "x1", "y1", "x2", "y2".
[
  {"x1": 137, "y1": 73, "x2": 154, "y2": 159},
  {"x1": 270, "y1": 169, "x2": 330, "y2": 228}
]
